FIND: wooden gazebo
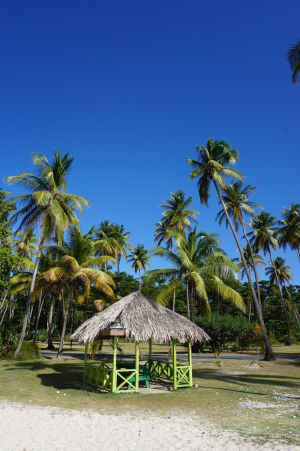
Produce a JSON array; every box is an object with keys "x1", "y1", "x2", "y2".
[{"x1": 71, "y1": 291, "x2": 209, "y2": 393}]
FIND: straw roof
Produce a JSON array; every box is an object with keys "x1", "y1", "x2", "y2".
[{"x1": 71, "y1": 291, "x2": 210, "y2": 344}]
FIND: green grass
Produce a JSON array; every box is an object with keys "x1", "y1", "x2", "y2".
[{"x1": 0, "y1": 343, "x2": 299, "y2": 446}]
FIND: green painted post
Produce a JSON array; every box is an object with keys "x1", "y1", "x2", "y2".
[
  {"x1": 84, "y1": 343, "x2": 88, "y2": 382},
  {"x1": 188, "y1": 338, "x2": 193, "y2": 387},
  {"x1": 173, "y1": 340, "x2": 177, "y2": 390},
  {"x1": 135, "y1": 341, "x2": 139, "y2": 393},
  {"x1": 112, "y1": 336, "x2": 117, "y2": 393},
  {"x1": 149, "y1": 339, "x2": 152, "y2": 361}
]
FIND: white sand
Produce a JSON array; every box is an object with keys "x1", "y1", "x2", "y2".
[{"x1": 0, "y1": 402, "x2": 297, "y2": 451}]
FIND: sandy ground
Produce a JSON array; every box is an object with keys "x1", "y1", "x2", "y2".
[{"x1": 0, "y1": 402, "x2": 298, "y2": 451}]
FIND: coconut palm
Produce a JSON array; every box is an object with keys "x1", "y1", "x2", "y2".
[
  {"x1": 128, "y1": 244, "x2": 150, "y2": 291},
  {"x1": 148, "y1": 229, "x2": 245, "y2": 320},
  {"x1": 154, "y1": 191, "x2": 198, "y2": 311},
  {"x1": 187, "y1": 139, "x2": 275, "y2": 360},
  {"x1": 277, "y1": 204, "x2": 300, "y2": 260},
  {"x1": 12, "y1": 230, "x2": 38, "y2": 271},
  {"x1": 235, "y1": 245, "x2": 265, "y2": 321},
  {"x1": 93, "y1": 220, "x2": 121, "y2": 271},
  {"x1": 35, "y1": 254, "x2": 115, "y2": 357},
  {"x1": 6, "y1": 150, "x2": 89, "y2": 358},
  {"x1": 287, "y1": 39, "x2": 300, "y2": 84},
  {"x1": 249, "y1": 212, "x2": 292, "y2": 345},
  {"x1": 160, "y1": 190, "x2": 198, "y2": 237},
  {"x1": 216, "y1": 181, "x2": 263, "y2": 307},
  {"x1": 113, "y1": 224, "x2": 132, "y2": 273}
]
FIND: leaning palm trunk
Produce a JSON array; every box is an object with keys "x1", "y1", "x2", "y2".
[
  {"x1": 47, "y1": 297, "x2": 55, "y2": 350},
  {"x1": 0, "y1": 290, "x2": 8, "y2": 314},
  {"x1": 269, "y1": 252, "x2": 292, "y2": 345},
  {"x1": 57, "y1": 293, "x2": 71, "y2": 357},
  {"x1": 14, "y1": 238, "x2": 44, "y2": 359},
  {"x1": 284, "y1": 286, "x2": 300, "y2": 330},
  {"x1": 33, "y1": 290, "x2": 44, "y2": 344},
  {"x1": 214, "y1": 181, "x2": 275, "y2": 361},
  {"x1": 0, "y1": 296, "x2": 13, "y2": 327},
  {"x1": 186, "y1": 283, "x2": 190, "y2": 319},
  {"x1": 240, "y1": 216, "x2": 262, "y2": 309}
]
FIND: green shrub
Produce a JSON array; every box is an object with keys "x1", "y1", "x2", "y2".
[
  {"x1": 195, "y1": 314, "x2": 261, "y2": 353},
  {"x1": 3, "y1": 341, "x2": 40, "y2": 360}
]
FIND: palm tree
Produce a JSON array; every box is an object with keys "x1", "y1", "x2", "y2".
[
  {"x1": 36, "y1": 253, "x2": 115, "y2": 357},
  {"x1": 6, "y1": 150, "x2": 89, "y2": 358},
  {"x1": 154, "y1": 191, "x2": 199, "y2": 311},
  {"x1": 265, "y1": 257, "x2": 300, "y2": 332},
  {"x1": 112, "y1": 224, "x2": 132, "y2": 273},
  {"x1": 12, "y1": 230, "x2": 38, "y2": 271},
  {"x1": 287, "y1": 39, "x2": 300, "y2": 84},
  {"x1": 187, "y1": 138, "x2": 275, "y2": 360},
  {"x1": 93, "y1": 220, "x2": 120, "y2": 271},
  {"x1": 277, "y1": 204, "x2": 300, "y2": 260},
  {"x1": 216, "y1": 181, "x2": 263, "y2": 307},
  {"x1": 235, "y1": 245, "x2": 265, "y2": 321},
  {"x1": 249, "y1": 212, "x2": 292, "y2": 345},
  {"x1": 128, "y1": 244, "x2": 150, "y2": 291},
  {"x1": 160, "y1": 190, "x2": 198, "y2": 236},
  {"x1": 148, "y1": 229, "x2": 245, "y2": 320}
]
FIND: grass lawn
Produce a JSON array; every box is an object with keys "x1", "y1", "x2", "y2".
[{"x1": 1, "y1": 342, "x2": 299, "y2": 446}]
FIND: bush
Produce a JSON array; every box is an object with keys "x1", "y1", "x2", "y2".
[
  {"x1": 195, "y1": 314, "x2": 262, "y2": 353},
  {"x1": 2, "y1": 341, "x2": 40, "y2": 360}
]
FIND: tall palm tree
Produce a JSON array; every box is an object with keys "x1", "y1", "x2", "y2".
[
  {"x1": 160, "y1": 190, "x2": 198, "y2": 237},
  {"x1": 112, "y1": 224, "x2": 132, "y2": 273},
  {"x1": 12, "y1": 230, "x2": 38, "y2": 271},
  {"x1": 148, "y1": 229, "x2": 245, "y2": 320},
  {"x1": 277, "y1": 204, "x2": 300, "y2": 260},
  {"x1": 235, "y1": 245, "x2": 265, "y2": 322},
  {"x1": 93, "y1": 220, "x2": 120, "y2": 271},
  {"x1": 287, "y1": 39, "x2": 300, "y2": 84},
  {"x1": 187, "y1": 139, "x2": 275, "y2": 360},
  {"x1": 249, "y1": 212, "x2": 292, "y2": 345},
  {"x1": 6, "y1": 150, "x2": 89, "y2": 358},
  {"x1": 128, "y1": 244, "x2": 150, "y2": 291},
  {"x1": 216, "y1": 181, "x2": 263, "y2": 307},
  {"x1": 154, "y1": 191, "x2": 198, "y2": 311}
]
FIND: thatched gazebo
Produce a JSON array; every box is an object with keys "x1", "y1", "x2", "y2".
[{"x1": 71, "y1": 291, "x2": 209, "y2": 394}]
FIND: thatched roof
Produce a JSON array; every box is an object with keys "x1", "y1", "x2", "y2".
[{"x1": 71, "y1": 291, "x2": 210, "y2": 344}]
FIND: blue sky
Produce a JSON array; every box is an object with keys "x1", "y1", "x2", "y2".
[{"x1": 1, "y1": 1, "x2": 300, "y2": 281}]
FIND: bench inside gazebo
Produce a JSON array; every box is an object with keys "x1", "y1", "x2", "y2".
[{"x1": 71, "y1": 291, "x2": 209, "y2": 394}]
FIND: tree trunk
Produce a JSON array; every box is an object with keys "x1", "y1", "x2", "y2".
[
  {"x1": 139, "y1": 269, "x2": 141, "y2": 292},
  {"x1": 172, "y1": 289, "x2": 176, "y2": 312},
  {"x1": 213, "y1": 181, "x2": 275, "y2": 361},
  {"x1": 248, "y1": 290, "x2": 252, "y2": 323},
  {"x1": 47, "y1": 297, "x2": 55, "y2": 350},
  {"x1": 284, "y1": 285, "x2": 300, "y2": 331},
  {"x1": 14, "y1": 237, "x2": 44, "y2": 359},
  {"x1": 268, "y1": 251, "x2": 291, "y2": 345},
  {"x1": 0, "y1": 290, "x2": 8, "y2": 313},
  {"x1": 0, "y1": 296, "x2": 13, "y2": 326},
  {"x1": 186, "y1": 283, "x2": 190, "y2": 319},
  {"x1": 33, "y1": 290, "x2": 43, "y2": 344},
  {"x1": 240, "y1": 217, "x2": 262, "y2": 309},
  {"x1": 57, "y1": 294, "x2": 71, "y2": 358}
]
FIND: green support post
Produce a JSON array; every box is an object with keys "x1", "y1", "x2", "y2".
[
  {"x1": 135, "y1": 341, "x2": 139, "y2": 393},
  {"x1": 188, "y1": 338, "x2": 193, "y2": 387},
  {"x1": 149, "y1": 339, "x2": 152, "y2": 361},
  {"x1": 112, "y1": 336, "x2": 117, "y2": 393},
  {"x1": 173, "y1": 339, "x2": 177, "y2": 390},
  {"x1": 84, "y1": 343, "x2": 88, "y2": 382}
]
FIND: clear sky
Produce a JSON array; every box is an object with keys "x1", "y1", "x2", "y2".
[{"x1": 1, "y1": 1, "x2": 299, "y2": 281}]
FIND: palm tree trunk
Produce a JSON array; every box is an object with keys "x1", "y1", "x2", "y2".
[
  {"x1": 47, "y1": 297, "x2": 55, "y2": 350},
  {"x1": 172, "y1": 289, "x2": 176, "y2": 312},
  {"x1": 33, "y1": 290, "x2": 43, "y2": 344},
  {"x1": 14, "y1": 237, "x2": 44, "y2": 359},
  {"x1": 248, "y1": 290, "x2": 252, "y2": 322},
  {"x1": 213, "y1": 181, "x2": 275, "y2": 361},
  {"x1": 139, "y1": 269, "x2": 141, "y2": 292},
  {"x1": 0, "y1": 290, "x2": 8, "y2": 313},
  {"x1": 284, "y1": 285, "x2": 300, "y2": 331},
  {"x1": 240, "y1": 216, "x2": 262, "y2": 309},
  {"x1": 0, "y1": 296, "x2": 13, "y2": 326},
  {"x1": 57, "y1": 293, "x2": 71, "y2": 357},
  {"x1": 269, "y1": 251, "x2": 292, "y2": 345},
  {"x1": 186, "y1": 283, "x2": 190, "y2": 319}
]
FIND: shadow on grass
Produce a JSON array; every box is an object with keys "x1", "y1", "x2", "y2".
[{"x1": 193, "y1": 368, "x2": 300, "y2": 391}]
